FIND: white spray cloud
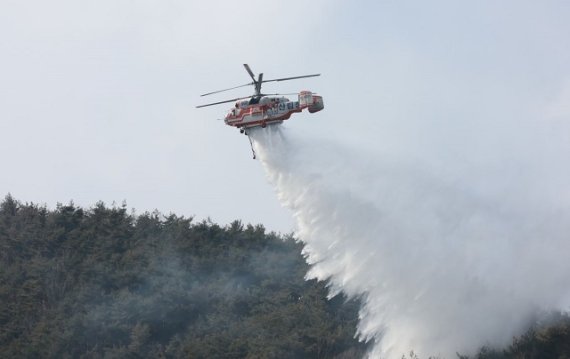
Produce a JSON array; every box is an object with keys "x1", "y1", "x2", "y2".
[{"x1": 250, "y1": 125, "x2": 570, "y2": 358}]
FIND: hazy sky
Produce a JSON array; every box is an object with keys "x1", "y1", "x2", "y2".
[{"x1": 1, "y1": 0, "x2": 569, "y2": 233}]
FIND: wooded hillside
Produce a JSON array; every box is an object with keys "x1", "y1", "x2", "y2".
[
  {"x1": 3, "y1": 194, "x2": 570, "y2": 359},
  {"x1": 0, "y1": 195, "x2": 368, "y2": 358}
]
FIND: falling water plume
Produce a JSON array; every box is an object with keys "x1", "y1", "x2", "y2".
[{"x1": 249, "y1": 125, "x2": 570, "y2": 358}]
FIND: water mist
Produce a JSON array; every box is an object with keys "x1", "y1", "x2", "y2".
[{"x1": 249, "y1": 126, "x2": 570, "y2": 358}]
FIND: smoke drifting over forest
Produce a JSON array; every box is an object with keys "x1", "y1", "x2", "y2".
[{"x1": 250, "y1": 125, "x2": 570, "y2": 358}]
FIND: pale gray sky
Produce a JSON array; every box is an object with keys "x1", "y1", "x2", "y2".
[{"x1": 1, "y1": 0, "x2": 569, "y2": 233}]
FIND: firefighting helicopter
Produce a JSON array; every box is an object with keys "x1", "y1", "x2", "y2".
[{"x1": 196, "y1": 64, "x2": 324, "y2": 135}]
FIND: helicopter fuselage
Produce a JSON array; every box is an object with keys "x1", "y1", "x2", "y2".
[{"x1": 224, "y1": 91, "x2": 324, "y2": 129}]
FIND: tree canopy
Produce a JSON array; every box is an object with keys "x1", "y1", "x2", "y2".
[
  {"x1": 0, "y1": 194, "x2": 368, "y2": 358},
  {"x1": 3, "y1": 194, "x2": 570, "y2": 359}
]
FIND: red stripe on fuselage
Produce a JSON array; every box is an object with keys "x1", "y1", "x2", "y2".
[{"x1": 225, "y1": 107, "x2": 304, "y2": 128}]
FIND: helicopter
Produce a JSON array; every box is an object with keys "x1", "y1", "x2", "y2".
[{"x1": 196, "y1": 64, "x2": 324, "y2": 134}]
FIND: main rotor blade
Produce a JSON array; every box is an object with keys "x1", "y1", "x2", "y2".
[
  {"x1": 243, "y1": 64, "x2": 256, "y2": 83},
  {"x1": 262, "y1": 74, "x2": 320, "y2": 83},
  {"x1": 260, "y1": 93, "x2": 299, "y2": 96},
  {"x1": 196, "y1": 96, "x2": 251, "y2": 108},
  {"x1": 200, "y1": 82, "x2": 253, "y2": 97}
]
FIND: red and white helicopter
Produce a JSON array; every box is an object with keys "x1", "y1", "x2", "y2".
[{"x1": 197, "y1": 64, "x2": 324, "y2": 135}]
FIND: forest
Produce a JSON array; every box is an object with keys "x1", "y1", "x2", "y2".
[
  {"x1": 1, "y1": 194, "x2": 570, "y2": 359},
  {"x1": 0, "y1": 194, "x2": 367, "y2": 358}
]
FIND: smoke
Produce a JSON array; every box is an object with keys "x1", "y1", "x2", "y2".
[{"x1": 249, "y1": 126, "x2": 570, "y2": 358}]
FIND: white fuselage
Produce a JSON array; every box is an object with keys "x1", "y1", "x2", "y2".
[{"x1": 224, "y1": 92, "x2": 323, "y2": 129}]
